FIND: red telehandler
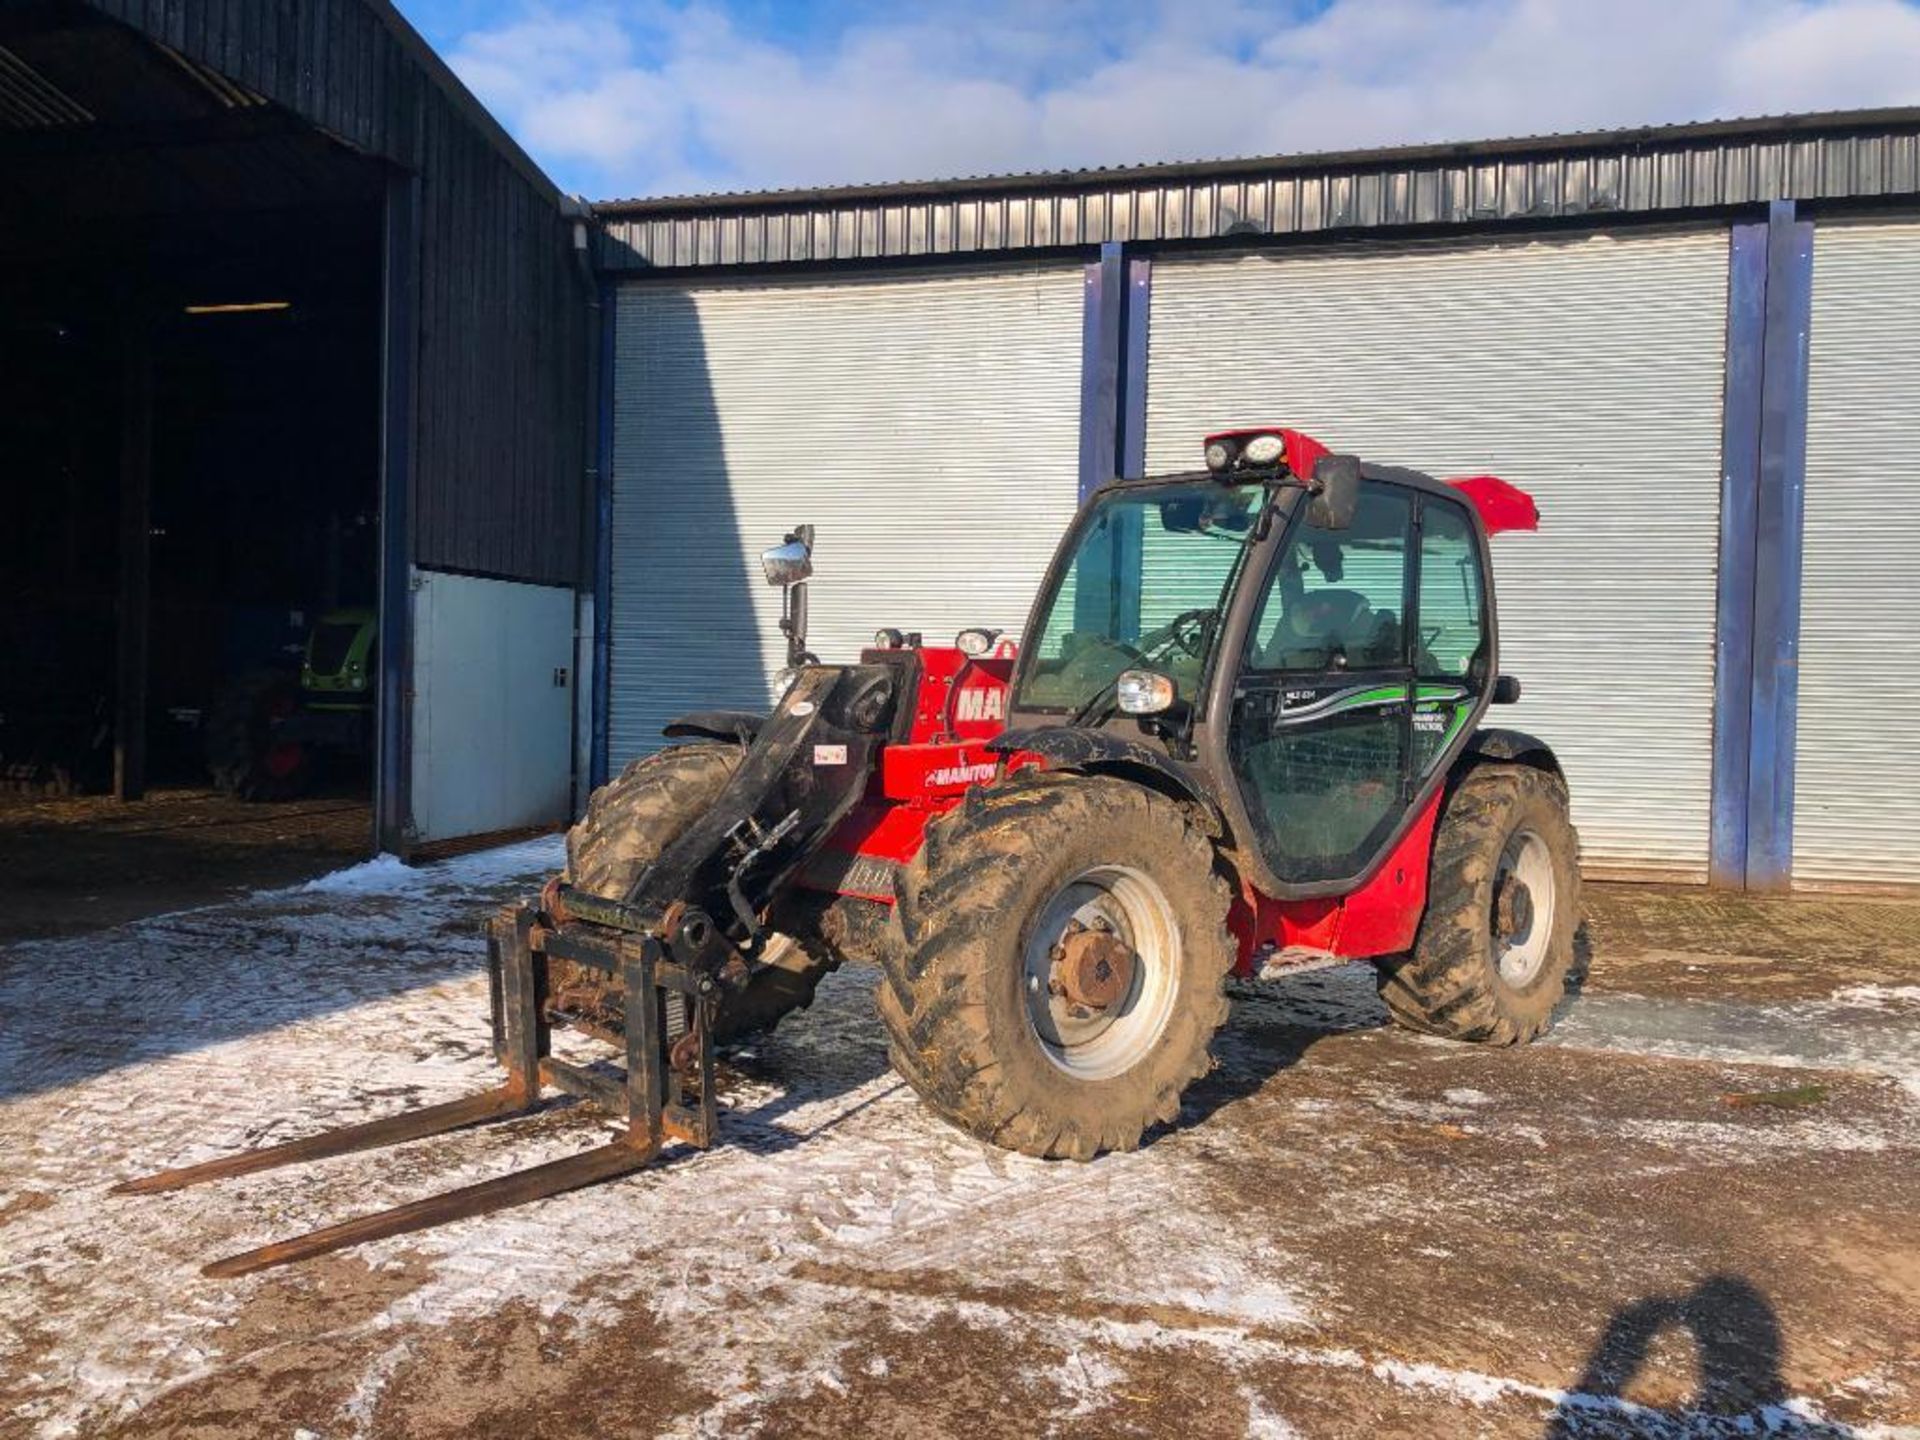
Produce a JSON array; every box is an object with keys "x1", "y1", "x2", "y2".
[{"x1": 120, "y1": 427, "x2": 1579, "y2": 1276}]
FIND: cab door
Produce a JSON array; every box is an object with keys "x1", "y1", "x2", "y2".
[{"x1": 1225, "y1": 480, "x2": 1490, "y2": 888}]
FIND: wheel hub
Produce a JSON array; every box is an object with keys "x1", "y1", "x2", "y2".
[
  {"x1": 1022, "y1": 866, "x2": 1181, "y2": 1080},
  {"x1": 1493, "y1": 875, "x2": 1533, "y2": 939},
  {"x1": 1492, "y1": 828, "x2": 1556, "y2": 988},
  {"x1": 1053, "y1": 928, "x2": 1135, "y2": 1011}
]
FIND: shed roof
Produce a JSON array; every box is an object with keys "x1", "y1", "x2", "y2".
[{"x1": 593, "y1": 107, "x2": 1920, "y2": 272}]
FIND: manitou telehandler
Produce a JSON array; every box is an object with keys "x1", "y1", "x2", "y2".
[{"x1": 121, "y1": 427, "x2": 1580, "y2": 1277}]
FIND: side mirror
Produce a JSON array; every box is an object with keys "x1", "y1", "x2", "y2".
[
  {"x1": 1307, "y1": 454, "x2": 1361, "y2": 531},
  {"x1": 760, "y1": 538, "x2": 813, "y2": 587},
  {"x1": 1491, "y1": 674, "x2": 1522, "y2": 705}
]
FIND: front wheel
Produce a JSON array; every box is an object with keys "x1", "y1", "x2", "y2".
[
  {"x1": 562, "y1": 742, "x2": 835, "y2": 1044},
  {"x1": 880, "y1": 774, "x2": 1236, "y2": 1160},
  {"x1": 1376, "y1": 762, "x2": 1583, "y2": 1044}
]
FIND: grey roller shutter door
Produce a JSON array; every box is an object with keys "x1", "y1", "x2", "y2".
[
  {"x1": 1146, "y1": 230, "x2": 1730, "y2": 876},
  {"x1": 1796, "y1": 221, "x2": 1920, "y2": 888},
  {"x1": 609, "y1": 265, "x2": 1083, "y2": 767}
]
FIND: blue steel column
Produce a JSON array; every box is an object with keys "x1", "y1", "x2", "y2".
[
  {"x1": 1710, "y1": 223, "x2": 1767, "y2": 888},
  {"x1": 1745, "y1": 201, "x2": 1814, "y2": 892},
  {"x1": 590, "y1": 281, "x2": 616, "y2": 792},
  {"x1": 1119, "y1": 255, "x2": 1152, "y2": 479},
  {"x1": 375, "y1": 169, "x2": 420, "y2": 857},
  {"x1": 1113, "y1": 255, "x2": 1152, "y2": 638},
  {"x1": 1077, "y1": 241, "x2": 1126, "y2": 500}
]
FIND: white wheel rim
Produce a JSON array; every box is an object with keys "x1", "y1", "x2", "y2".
[
  {"x1": 1021, "y1": 865, "x2": 1180, "y2": 1079},
  {"x1": 1494, "y1": 828, "x2": 1556, "y2": 987}
]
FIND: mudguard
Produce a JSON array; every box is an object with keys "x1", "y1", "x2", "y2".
[
  {"x1": 987, "y1": 726, "x2": 1225, "y2": 833},
  {"x1": 1462, "y1": 726, "x2": 1562, "y2": 777},
  {"x1": 663, "y1": 710, "x2": 764, "y2": 745}
]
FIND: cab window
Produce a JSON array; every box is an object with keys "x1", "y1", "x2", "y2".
[
  {"x1": 1415, "y1": 498, "x2": 1487, "y2": 680},
  {"x1": 1246, "y1": 487, "x2": 1413, "y2": 673}
]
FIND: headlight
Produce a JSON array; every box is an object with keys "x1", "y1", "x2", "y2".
[
  {"x1": 955, "y1": 627, "x2": 1000, "y2": 657},
  {"x1": 874, "y1": 627, "x2": 906, "y2": 649},
  {"x1": 1242, "y1": 432, "x2": 1285, "y2": 465},
  {"x1": 1116, "y1": 670, "x2": 1176, "y2": 715}
]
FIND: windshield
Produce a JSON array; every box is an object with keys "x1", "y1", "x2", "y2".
[{"x1": 1015, "y1": 481, "x2": 1269, "y2": 713}]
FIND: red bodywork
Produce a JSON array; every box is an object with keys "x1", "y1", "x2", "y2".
[
  {"x1": 809, "y1": 430, "x2": 1522, "y2": 976},
  {"x1": 810, "y1": 643, "x2": 1028, "y2": 902},
  {"x1": 1203, "y1": 424, "x2": 1542, "y2": 539},
  {"x1": 811, "y1": 638, "x2": 1439, "y2": 974},
  {"x1": 1445, "y1": 475, "x2": 1540, "y2": 535}
]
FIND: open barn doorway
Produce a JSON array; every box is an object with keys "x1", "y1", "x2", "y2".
[{"x1": 0, "y1": 2, "x2": 388, "y2": 935}]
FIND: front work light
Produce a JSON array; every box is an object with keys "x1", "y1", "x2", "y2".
[
  {"x1": 1115, "y1": 670, "x2": 1176, "y2": 716},
  {"x1": 1204, "y1": 439, "x2": 1236, "y2": 473},
  {"x1": 874, "y1": 628, "x2": 906, "y2": 649},
  {"x1": 1242, "y1": 432, "x2": 1286, "y2": 465},
  {"x1": 955, "y1": 627, "x2": 1001, "y2": 657}
]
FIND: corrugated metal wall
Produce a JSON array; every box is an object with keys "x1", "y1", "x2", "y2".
[
  {"x1": 1145, "y1": 229, "x2": 1731, "y2": 876},
  {"x1": 409, "y1": 93, "x2": 586, "y2": 583},
  {"x1": 607, "y1": 265, "x2": 1082, "y2": 765},
  {"x1": 88, "y1": 0, "x2": 587, "y2": 586},
  {"x1": 1796, "y1": 220, "x2": 1920, "y2": 887}
]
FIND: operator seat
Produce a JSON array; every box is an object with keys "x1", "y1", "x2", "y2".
[{"x1": 1260, "y1": 588, "x2": 1374, "y2": 669}]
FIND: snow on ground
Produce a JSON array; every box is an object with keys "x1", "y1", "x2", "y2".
[
  {"x1": 2, "y1": 848, "x2": 1917, "y2": 1438},
  {"x1": 2, "y1": 840, "x2": 1320, "y2": 1435}
]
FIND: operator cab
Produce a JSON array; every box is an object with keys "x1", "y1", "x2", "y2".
[{"x1": 1007, "y1": 427, "x2": 1532, "y2": 898}]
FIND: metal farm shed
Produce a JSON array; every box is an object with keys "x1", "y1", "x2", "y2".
[{"x1": 590, "y1": 109, "x2": 1920, "y2": 893}]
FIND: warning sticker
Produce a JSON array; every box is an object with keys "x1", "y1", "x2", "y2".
[{"x1": 813, "y1": 744, "x2": 848, "y2": 766}]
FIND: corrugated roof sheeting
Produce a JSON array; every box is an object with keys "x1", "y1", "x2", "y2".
[
  {"x1": 85, "y1": 0, "x2": 557, "y2": 202},
  {"x1": 0, "y1": 43, "x2": 92, "y2": 128},
  {"x1": 596, "y1": 122, "x2": 1920, "y2": 271},
  {"x1": 87, "y1": 0, "x2": 408, "y2": 169}
]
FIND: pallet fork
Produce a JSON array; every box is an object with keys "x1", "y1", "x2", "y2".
[
  {"x1": 120, "y1": 664, "x2": 905, "y2": 1276},
  {"x1": 114, "y1": 902, "x2": 720, "y2": 1278}
]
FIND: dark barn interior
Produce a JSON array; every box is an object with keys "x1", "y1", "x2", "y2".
[{"x1": 1, "y1": 2, "x2": 388, "y2": 927}]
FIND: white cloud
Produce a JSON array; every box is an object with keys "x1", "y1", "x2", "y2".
[{"x1": 441, "y1": 0, "x2": 1920, "y2": 199}]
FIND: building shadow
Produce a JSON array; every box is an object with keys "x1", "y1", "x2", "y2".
[
  {"x1": 602, "y1": 280, "x2": 781, "y2": 771},
  {"x1": 1544, "y1": 1275, "x2": 1854, "y2": 1437}
]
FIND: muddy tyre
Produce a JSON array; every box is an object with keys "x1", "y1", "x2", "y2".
[
  {"x1": 1377, "y1": 762, "x2": 1582, "y2": 1045},
  {"x1": 564, "y1": 742, "x2": 834, "y2": 1043},
  {"x1": 880, "y1": 774, "x2": 1236, "y2": 1160}
]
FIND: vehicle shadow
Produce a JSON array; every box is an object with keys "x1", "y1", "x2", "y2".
[
  {"x1": 1543, "y1": 1275, "x2": 1854, "y2": 1437},
  {"x1": 1170, "y1": 920, "x2": 1596, "y2": 1140},
  {"x1": 1169, "y1": 962, "x2": 1391, "y2": 1137}
]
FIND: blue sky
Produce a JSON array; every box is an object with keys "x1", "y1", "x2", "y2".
[{"x1": 398, "y1": 0, "x2": 1920, "y2": 201}]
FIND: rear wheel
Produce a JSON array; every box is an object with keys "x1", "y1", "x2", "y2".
[
  {"x1": 561, "y1": 742, "x2": 834, "y2": 1044},
  {"x1": 1377, "y1": 762, "x2": 1582, "y2": 1044},
  {"x1": 880, "y1": 774, "x2": 1235, "y2": 1160}
]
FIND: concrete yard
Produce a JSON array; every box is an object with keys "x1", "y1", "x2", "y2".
[{"x1": 1, "y1": 840, "x2": 1916, "y2": 1438}]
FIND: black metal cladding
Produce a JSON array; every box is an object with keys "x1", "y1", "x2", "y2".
[
  {"x1": 593, "y1": 110, "x2": 1920, "y2": 272},
  {"x1": 86, "y1": 0, "x2": 589, "y2": 586}
]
